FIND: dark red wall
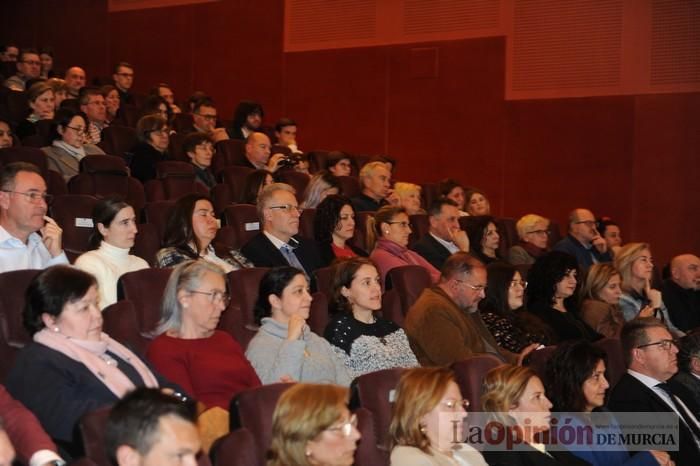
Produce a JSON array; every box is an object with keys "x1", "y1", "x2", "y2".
[{"x1": 2, "y1": 0, "x2": 698, "y2": 264}]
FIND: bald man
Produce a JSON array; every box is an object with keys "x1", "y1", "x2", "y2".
[
  {"x1": 662, "y1": 254, "x2": 700, "y2": 331},
  {"x1": 64, "y1": 66, "x2": 86, "y2": 98},
  {"x1": 553, "y1": 208, "x2": 612, "y2": 270},
  {"x1": 240, "y1": 132, "x2": 285, "y2": 172}
]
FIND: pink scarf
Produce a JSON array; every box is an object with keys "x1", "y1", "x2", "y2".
[{"x1": 34, "y1": 328, "x2": 159, "y2": 398}]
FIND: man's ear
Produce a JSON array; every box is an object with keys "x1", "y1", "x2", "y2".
[{"x1": 115, "y1": 445, "x2": 141, "y2": 466}]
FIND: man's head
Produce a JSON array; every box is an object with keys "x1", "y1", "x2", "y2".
[
  {"x1": 438, "y1": 252, "x2": 487, "y2": 312},
  {"x1": 621, "y1": 318, "x2": 678, "y2": 381},
  {"x1": 245, "y1": 132, "x2": 272, "y2": 168},
  {"x1": 16, "y1": 49, "x2": 41, "y2": 80},
  {"x1": 113, "y1": 62, "x2": 134, "y2": 92},
  {"x1": 670, "y1": 254, "x2": 700, "y2": 290},
  {"x1": 105, "y1": 388, "x2": 200, "y2": 466},
  {"x1": 258, "y1": 183, "x2": 300, "y2": 243},
  {"x1": 568, "y1": 208, "x2": 598, "y2": 245},
  {"x1": 326, "y1": 151, "x2": 352, "y2": 177},
  {"x1": 0, "y1": 44, "x2": 19, "y2": 62},
  {"x1": 233, "y1": 100, "x2": 264, "y2": 132},
  {"x1": 359, "y1": 161, "x2": 391, "y2": 201},
  {"x1": 191, "y1": 98, "x2": 217, "y2": 133},
  {"x1": 275, "y1": 117, "x2": 297, "y2": 147},
  {"x1": 64, "y1": 67, "x2": 86, "y2": 96},
  {"x1": 79, "y1": 86, "x2": 106, "y2": 124},
  {"x1": 153, "y1": 83, "x2": 176, "y2": 107},
  {"x1": 183, "y1": 132, "x2": 214, "y2": 169},
  {"x1": 428, "y1": 198, "x2": 461, "y2": 243},
  {"x1": 0, "y1": 162, "x2": 49, "y2": 242},
  {"x1": 677, "y1": 334, "x2": 700, "y2": 377}
]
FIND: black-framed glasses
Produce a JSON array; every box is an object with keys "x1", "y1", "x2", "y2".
[
  {"x1": 269, "y1": 204, "x2": 303, "y2": 214},
  {"x1": 636, "y1": 339, "x2": 677, "y2": 351},
  {"x1": 188, "y1": 290, "x2": 231, "y2": 306},
  {"x1": 195, "y1": 113, "x2": 217, "y2": 121},
  {"x1": 1, "y1": 190, "x2": 53, "y2": 204},
  {"x1": 574, "y1": 220, "x2": 596, "y2": 227},
  {"x1": 65, "y1": 125, "x2": 87, "y2": 134},
  {"x1": 325, "y1": 414, "x2": 357, "y2": 437}
]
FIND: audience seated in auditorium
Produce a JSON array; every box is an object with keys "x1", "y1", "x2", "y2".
[
  {"x1": 480, "y1": 262, "x2": 546, "y2": 352},
  {"x1": 183, "y1": 132, "x2": 216, "y2": 190},
  {"x1": 79, "y1": 86, "x2": 108, "y2": 144},
  {"x1": 3, "y1": 48, "x2": 41, "y2": 91},
  {"x1": 0, "y1": 162, "x2": 68, "y2": 272},
  {"x1": 239, "y1": 169, "x2": 273, "y2": 204},
  {"x1": 246, "y1": 266, "x2": 352, "y2": 385},
  {"x1": 615, "y1": 242, "x2": 682, "y2": 336},
  {"x1": 597, "y1": 216, "x2": 623, "y2": 257},
  {"x1": 38, "y1": 48, "x2": 55, "y2": 79},
  {"x1": 151, "y1": 82, "x2": 182, "y2": 114},
  {"x1": 228, "y1": 100, "x2": 264, "y2": 140},
  {"x1": 128, "y1": 114, "x2": 170, "y2": 183},
  {"x1": 465, "y1": 215, "x2": 502, "y2": 265},
  {"x1": 508, "y1": 213, "x2": 551, "y2": 265},
  {"x1": 268, "y1": 383, "x2": 360, "y2": 466},
  {"x1": 46, "y1": 78, "x2": 68, "y2": 110},
  {"x1": 156, "y1": 193, "x2": 251, "y2": 270},
  {"x1": 389, "y1": 367, "x2": 487, "y2": 466},
  {"x1": 314, "y1": 194, "x2": 367, "y2": 266},
  {"x1": 0, "y1": 44, "x2": 19, "y2": 62},
  {"x1": 545, "y1": 341, "x2": 665, "y2": 466},
  {"x1": 101, "y1": 84, "x2": 121, "y2": 126},
  {"x1": 105, "y1": 388, "x2": 200, "y2": 466},
  {"x1": 15, "y1": 82, "x2": 55, "y2": 140},
  {"x1": 370, "y1": 154, "x2": 397, "y2": 174},
  {"x1": 0, "y1": 120, "x2": 12, "y2": 148},
  {"x1": 411, "y1": 199, "x2": 469, "y2": 270},
  {"x1": 300, "y1": 170, "x2": 340, "y2": 209},
  {"x1": 241, "y1": 132, "x2": 286, "y2": 172},
  {"x1": 662, "y1": 254, "x2": 700, "y2": 332},
  {"x1": 139, "y1": 94, "x2": 172, "y2": 126},
  {"x1": 63, "y1": 66, "x2": 86, "y2": 98},
  {"x1": 74, "y1": 197, "x2": 149, "y2": 309},
  {"x1": 670, "y1": 333, "x2": 700, "y2": 412},
  {"x1": 391, "y1": 182, "x2": 424, "y2": 215},
  {"x1": 274, "y1": 117, "x2": 301, "y2": 153},
  {"x1": 147, "y1": 260, "x2": 260, "y2": 410},
  {"x1": 482, "y1": 364, "x2": 590, "y2": 466},
  {"x1": 325, "y1": 150, "x2": 353, "y2": 177},
  {"x1": 526, "y1": 251, "x2": 601, "y2": 343},
  {"x1": 325, "y1": 257, "x2": 418, "y2": 377},
  {"x1": 241, "y1": 183, "x2": 321, "y2": 276},
  {"x1": 42, "y1": 107, "x2": 105, "y2": 182},
  {"x1": 578, "y1": 263, "x2": 625, "y2": 338},
  {"x1": 464, "y1": 187, "x2": 490, "y2": 216},
  {"x1": 112, "y1": 62, "x2": 136, "y2": 106},
  {"x1": 189, "y1": 97, "x2": 228, "y2": 143},
  {"x1": 438, "y1": 178, "x2": 468, "y2": 217},
  {"x1": 351, "y1": 161, "x2": 391, "y2": 212},
  {"x1": 609, "y1": 318, "x2": 700, "y2": 465},
  {"x1": 405, "y1": 252, "x2": 533, "y2": 366},
  {"x1": 553, "y1": 208, "x2": 612, "y2": 270},
  {"x1": 367, "y1": 206, "x2": 440, "y2": 284},
  {"x1": 6, "y1": 266, "x2": 177, "y2": 460}
]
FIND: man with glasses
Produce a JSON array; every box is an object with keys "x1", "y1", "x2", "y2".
[
  {"x1": 112, "y1": 62, "x2": 136, "y2": 106},
  {"x1": 609, "y1": 318, "x2": 700, "y2": 464},
  {"x1": 0, "y1": 162, "x2": 68, "y2": 272},
  {"x1": 79, "y1": 87, "x2": 108, "y2": 144},
  {"x1": 553, "y1": 208, "x2": 612, "y2": 270},
  {"x1": 411, "y1": 198, "x2": 470, "y2": 270},
  {"x1": 241, "y1": 183, "x2": 321, "y2": 276},
  {"x1": 404, "y1": 252, "x2": 536, "y2": 366},
  {"x1": 190, "y1": 98, "x2": 229, "y2": 143},
  {"x1": 240, "y1": 132, "x2": 285, "y2": 172},
  {"x1": 3, "y1": 49, "x2": 41, "y2": 92},
  {"x1": 662, "y1": 254, "x2": 700, "y2": 332}
]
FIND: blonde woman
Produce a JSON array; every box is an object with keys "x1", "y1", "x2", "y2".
[
  {"x1": 391, "y1": 182, "x2": 425, "y2": 215},
  {"x1": 579, "y1": 263, "x2": 625, "y2": 338},
  {"x1": 508, "y1": 214, "x2": 551, "y2": 265}
]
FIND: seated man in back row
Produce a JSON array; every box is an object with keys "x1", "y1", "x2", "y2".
[
  {"x1": 553, "y1": 208, "x2": 612, "y2": 270},
  {"x1": 411, "y1": 198, "x2": 470, "y2": 270},
  {"x1": 351, "y1": 161, "x2": 391, "y2": 212}
]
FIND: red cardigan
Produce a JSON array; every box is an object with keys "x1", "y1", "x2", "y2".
[{"x1": 0, "y1": 384, "x2": 56, "y2": 463}]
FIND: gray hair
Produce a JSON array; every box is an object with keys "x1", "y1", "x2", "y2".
[
  {"x1": 256, "y1": 182, "x2": 296, "y2": 221},
  {"x1": 156, "y1": 260, "x2": 227, "y2": 335}
]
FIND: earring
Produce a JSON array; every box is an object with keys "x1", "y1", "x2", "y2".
[
  {"x1": 305, "y1": 450, "x2": 311, "y2": 457},
  {"x1": 419, "y1": 423, "x2": 427, "y2": 434},
  {"x1": 53, "y1": 326, "x2": 59, "y2": 332}
]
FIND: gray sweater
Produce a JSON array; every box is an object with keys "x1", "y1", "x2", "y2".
[{"x1": 245, "y1": 318, "x2": 351, "y2": 386}]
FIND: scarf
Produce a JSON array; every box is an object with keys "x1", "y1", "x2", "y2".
[
  {"x1": 52, "y1": 139, "x2": 86, "y2": 160},
  {"x1": 34, "y1": 328, "x2": 159, "y2": 398},
  {"x1": 517, "y1": 240, "x2": 548, "y2": 260}
]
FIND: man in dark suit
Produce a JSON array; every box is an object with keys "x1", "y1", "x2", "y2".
[
  {"x1": 241, "y1": 183, "x2": 321, "y2": 277},
  {"x1": 609, "y1": 318, "x2": 700, "y2": 465},
  {"x1": 411, "y1": 198, "x2": 470, "y2": 270},
  {"x1": 670, "y1": 333, "x2": 700, "y2": 415},
  {"x1": 662, "y1": 254, "x2": 700, "y2": 332}
]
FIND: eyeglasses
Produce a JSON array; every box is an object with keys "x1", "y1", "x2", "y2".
[
  {"x1": 526, "y1": 229, "x2": 550, "y2": 236},
  {"x1": 1, "y1": 190, "x2": 53, "y2": 204},
  {"x1": 574, "y1": 220, "x2": 596, "y2": 227},
  {"x1": 65, "y1": 125, "x2": 87, "y2": 133},
  {"x1": 442, "y1": 399, "x2": 470, "y2": 411},
  {"x1": 510, "y1": 280, "x2": 528, "y2": 289},
  {"x1": 188, "y1": 290, "x2": 231, "y2": 306},
  {"x1": 149, "y1": 128, "x2": 170, "y2": 136},
  {"x1": 387, "y1": 221, "x2": 411, "y2": 229},
  {"x1": 636, "y1": 339, "x2": 677, "y2": 351},
  {"x1": 455, "y1": 279, "x2": 486, "y2": 292},
  {"x1": 116, "y1": 72, "x2": 134, "y2": 78},
  {"x1": 22, "y1": 60, "x2": 41, "y2": 66},
  {"x1": 269, "y1": 204, "x2": 303, "y2": 214},
  {"x1": 196, "y1": 113, "x2": 217, "y2": 121},
  {"x1": 325, "y1": 414, "x2": 357, "y2": 437}
]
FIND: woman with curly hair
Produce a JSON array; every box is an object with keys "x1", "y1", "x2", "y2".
[{"x1": 314, "y1": 195, "x2": 367, "y2": 266}]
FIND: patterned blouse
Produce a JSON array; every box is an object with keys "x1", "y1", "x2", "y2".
[
  {"x1": 156, "y1": 245, "x2": 252, "y2": 271},
  {"x1": 481, "y1": 309, "x2": 546, "y2": 353}
]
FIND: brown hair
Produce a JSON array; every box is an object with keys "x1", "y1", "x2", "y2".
[
  {"x1": 481, "y1": 365, "x2": 537, "y2": 425},
  {"x1": 579, "y1": 263, "x2": 621, "y2": 305},
  {"x1": 330, "y1": 257, "x2": 379, "y2": 314},
  {"x1": 365, "y1": 205, "x2": 406, "y2": 251},
  {"x1": 614, "y1": 242, "x2": 651, "y2": 293}
]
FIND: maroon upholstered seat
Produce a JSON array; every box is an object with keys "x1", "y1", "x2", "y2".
[
  {"x1": 313, "y1": 266, "x2": 334, "y2": 302},
  {"x1": 308, "y1": 291, "x2": 329, "y2": 336},
  {"x1": 117, "y1": 268, "x2": 174, "y2": 335},
  {"x1": 0, "y1": 146, "x2": 68, "y2": 195},
  {"x1": 219, "y1": 166, "x2": 253, "y2": 202},
  {"x1": 526, "y1": 345, "x2": 557, "y2": 382},
  {"x1": 131, "y1": 222, "x2": 161, "y2": 266},
  {"x1": 337, "y1": 175, "x2": 361, "y2": 199},
  {"x1": 227, "y1": 267, "x2": 270, "y2": 331},
  {"x1": 143, "y1": 200, "x2": 175, "y2": 243},
  {"x1": 102, "y1": 300, "x2": 150, "y2": 356},
  {"x1": 299, "y1": 207, "x2": 316, "y2": 239},
  {"x1": 79, "y1": 407, "x2": 111, "y2": 466},
  {"x1": 0, "y1": 269, "x2": 40, "y2": 380},
  {"x1": 307, "y1": 150, "x2": 329, "y2": 174},
  {"x1": 385, "y1": 265, "x2": 431, "y2": 322},
  {"x1": 593, "y1": 337, "x2": 625, "y2": 388},
  {"x1": 211, "y1": 183, "x2": 233, "y2": 214},
  {"x1": 97, "y1": 125, "x2": 138, "y2": 158},
  {"x1": 408, "y1": 214, "x2": 430, "y2": 246},
  {"x1": 222, "y1": 204, "x2": 261, "y2": 248},
  {"x1": 145, "y1": 161, "x2": 208, "y2": 201},
  {"x1": 48, "y1": 194, "x2": 99, "y2": 262},
  {"x1": 274, "y1": 170, "x2": 310, "y2": 200},
  {"x1": 213, "y1": 139, "x2": 246, "y2": 175},
  {"x1": 210, "y1": 428, "x2": 260, "y2": 466},
  {"x1": 451, "y1": 354, "x2": 504, "y2": 411}
]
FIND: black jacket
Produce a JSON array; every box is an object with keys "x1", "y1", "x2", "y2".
[
  {"x1": 241, "y1": 233, "x2": 322, "y2": 277},
  {"x1": 410, "y1": 233, "x2": 453, "y2": 270}
]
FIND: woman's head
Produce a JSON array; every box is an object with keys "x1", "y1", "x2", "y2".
[
  {"x1": 0, "y1": 119, "x2": 13, "y2": 149},
  {"x1": 314, "y1": 195, "x2": 355, "y2": 245},
  {"x1": 51, "y1": 107, "x2": 88, "y2": 147},
  {"x1": 301, "y1": 170, "x2": 340, "y2": 209},
  {"x1": 465, "y1": 188, "x2": 490, "y2": 216},
  {"x1": 389, "y1": 367, "x2": 467, "y2": 453},
  {"x1": 183, "y1": 132, "x2": 214, "y2": 169},
  {"x1": 580, "y1": 263, "x2": 622, "y2": 305},
  {"x1": 88, "y1": 197, "x2": 138, "y2": 250},
  {"x1": 614, "y1": 243, "x2": 653, "y2": 291},
  {"x1": 254, "y1": 266, "x2": 311, "y2": 324},
  {"x1": 46, "y1": 78, "x2": 68, "y2": 109},
  {"x1": 526, "y1": 251, "x2": 579, "y2": 307},
  {"x1": 326, "y1": 151, "x2": 353, "y2": 177},
  {"x1": 466, "y1": 216, "x2": 499, "y2": 256},
  {"x1": 141, "y1": 94, "x2": 172, "y2": 124},
  {"x1": 136, "y1": 114, "x2": 169, "y2": 152},
  {"x1": 366, "y1": 206, "x2": 410, "y2": 250},
  {"x1": 269, "y1": 383, "x2": 358, "y2": 466},
  {"x1": 516, "y1": 214, "x2": 550, "y2": 249},
  {"x1": 240, "y1": 169, "x2": 273, "y2": 204},
  {"x1": 101, "y1": 84, "x2": 120, "y2": 119},
  {"x1": 24, "y1": 265, "x2": 101, "y2": 340},
  {"x1": 330, "y1": 257, "x2": 382, "y2": 315},
  {"x1": 157, "y1": 260, "x2": 228, "y2": 337},
  {"x1": 545, "y1": 340, "x2": 609, "y2": 412},
  {"x1": 597, "y1": 217, "x2": 622, "y2": 250},
  {"x1": 393, "y1": 182, "x2": 422, "y2": 215},
  {"x1": 163, "y1": 194, "x2": 218, "y2": 255},
  {"x1": 438, "y1": 179, "x2": 465, "y2": 210},
  {"x1": 27, "y1": 82, "x2": 55, "y2": 120},
  {"x1": 479, "y1": 262, "x2": 525, "y2": 315}
]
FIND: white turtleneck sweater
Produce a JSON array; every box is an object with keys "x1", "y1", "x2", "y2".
[{"x1": 75, "y1": 241, "x2": 149, "y2": 309}]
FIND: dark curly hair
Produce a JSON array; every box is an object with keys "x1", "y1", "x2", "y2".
[
  {"x1": 313, "y1": 194, "x2": 354, "y2": 243},
  {"x1": 526, "y1": 251, "x2": 580, "y2": 310},
  {"x1": 479, "y1": 262, "x2": 518, "y2": 316},
  {"x1": 254, "y1": 266, "x2": 306, "y2": 324},
  {"x1": 545, "y1": 340, "x2": 607, "y2": 412}
]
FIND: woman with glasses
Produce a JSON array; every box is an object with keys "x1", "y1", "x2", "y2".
[
  {"x1": 147, "y1": 260, "x2": 260, "y2": 410},
  {"x1": 314, "y1": 195, "x2": 367, "y2": 266},
  {"x1": 465, "y1": 215, "x2": 502, "y2": 265},
  {"x1": 156, "y1": 193, "x2": 252, "y2": 270},
  {"x1": 74, "y1": 197, "x2": 149, "y2": 309},
  {"x1": 508, "y1": 214, "x2": 551, "y2": 265},
  {"x1": 246, "y1": 266, "x2": 351, "y2": 385},
  {"x1": 128, "y1": 114, "x2": 170, "y2": 183},
  {"x1": 367, "y1": 206, "x2": 440, "y2": 284},
  {"x1": 389, "y1": 367, "x2": 488, "y2": 466},
  {"x1": 42, "y1": 107, "x2": 105, "y2": 182},
  {"x1": 579, "y1": 263, "x2": 626, "y2": 338},
  {"x1": 268, "y1": 383, "x2": 360, "y2": 466},
  {"x1": 479, "y1": 262, "x2": 547, "y2": 352}
]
